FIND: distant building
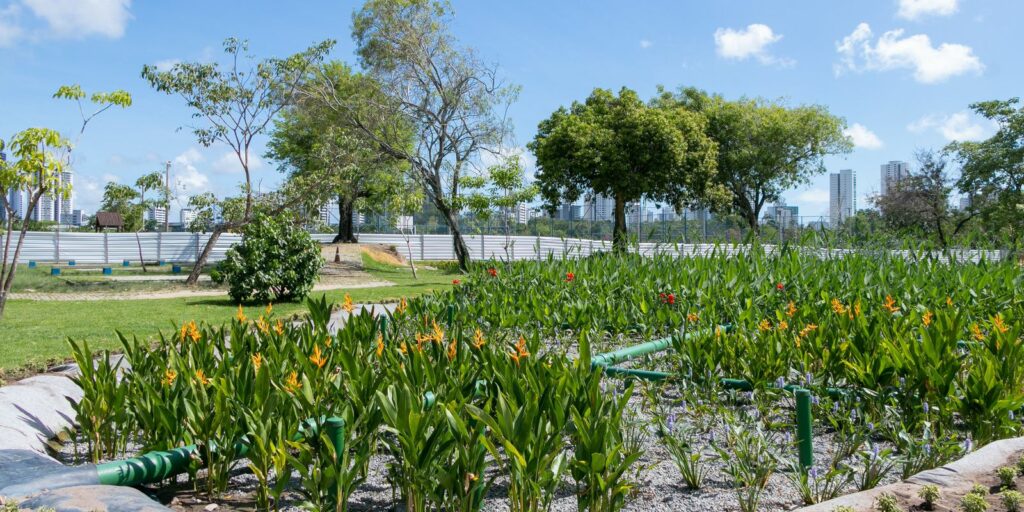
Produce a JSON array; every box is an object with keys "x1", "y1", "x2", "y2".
[
  {"x1": 3, "y1": 188, "x2": 27, "y2": 221},
  {"x1": 180, "y1": 208, "x2": 197, "y2": 228},
  {"x1": 763, "y1": 203, "x2": 799, "y2": 227},
  {"x1": 959, "y1": 195, "x2": 972, "y2": 211},
  {"x1": 830, "y1": 169, "x2": 856, "y2": 227},
  {"x1": 58, "y1": 170, "x2": 74, "y2": 225},
  {"x1": 658, "y1": 208, "x2": 678, "y2": 222},
  {"x1": 557, "y1": 202, "x2": 583, "y2": 221},
  {"x1": 318, "y1": 201, "x2": 365, "y2": 227},
  {"x1": 146, "y1": 206, "x2": 167, "y2": 225},
  {"x1": 583, "y1": 193, "x2": 615, "y2": 222},
  {"x1": 71, "y1": 209, "x2": 85, "y2": 227},
  {"x1": 880, "y1": 160, "x2": 910, "y2": 197}
]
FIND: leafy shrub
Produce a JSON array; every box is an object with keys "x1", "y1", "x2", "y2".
[
  {"x1": 970, "y1": 484, "x2": 989, "y2": 496},
  {"x1": 1000, "y1": 466, "x2": 1019, "y2": 488},
  {"x1": 219, "y1": 213, "x2": 323, "y2": 302},
  {"x1": 960, "y1": 492, "x2": 989, "y2": 512},
  {"x1": 875, "y1": 492, "x2": 902, "y2": 512},
  {"x1": 918, "y1": 484, "x2": 940, "y2": 510},
  {"x1": 1002, "y1": 490, "x2": 1024, "y2": 512}
]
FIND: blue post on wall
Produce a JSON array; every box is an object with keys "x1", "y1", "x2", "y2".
[
  {"x1": 172, "y1": 265, "x2": 182, "y2": 274},
  {"x1": 28, "y1": 261, "x2": 36, "y2": 269},
  {"x1": 68, "y1": 260, "x2": 76, "y2": 266},
  {"x1": 102, "y1": 267, "x2": 112, "y2": 275},
  {"x1": 123, "y1": 260, "x2": 131, "y2": 267},
  {"x1": 51, "y1": 267, "x2": 61, "y2": 276}
]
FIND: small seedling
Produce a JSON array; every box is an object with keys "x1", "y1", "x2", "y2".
[
  {"x1": 960, "y1": 492, "x2": 989, "y2": 512},
  {"x1": 876, "y1": 492, "x2": 903, "y2": 512},
  {"x1": 999, "y1": 466, "x2": 1018, "y2": 489},
  {"x1": 969, "y1": 483, "x2": 989, "y2": 496},
  {"x1": 918, "y1": 484, "x2": 940, "y2": 510},
  {"x1": 1002, "y1": 490, "x2": 1024, "y2": 512}
]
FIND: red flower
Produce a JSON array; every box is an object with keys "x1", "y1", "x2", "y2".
[
  {"x1": 667, "y1": 293, "x2": 676, "y2": 305},
  {"x1": 659, "y1": 292, "x2": 666, "y2": 301},
  {"x1": 487, "y1": 267, "x2": 498, "y2": 278},
  {"x1": 565, "y1": 272, "x2": 575, "y2": 282},
  {"x1": 452, "y1": 279, "x2": 461, "y2": 285},
  {"x1": 776, "y1": 282, "x2": 784, "y2": 291}
]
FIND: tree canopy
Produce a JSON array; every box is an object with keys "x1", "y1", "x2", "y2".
[
  {"x1": 267, "y1": 61, "x2": 411, "y2": 243},
  {"x1": 529, "y1": 87, "x2": 719, "y2": 250},
  {"x1": 657, "y1": 87, "x2": 852, "y2": 230},
  {"x1": 948, "y1": 98, "x2": 1024, "y2": 249}
]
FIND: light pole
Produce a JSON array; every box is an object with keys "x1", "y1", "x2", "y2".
[{"x1": 163, "y1": 161, "x2": 171, "y2": 232}]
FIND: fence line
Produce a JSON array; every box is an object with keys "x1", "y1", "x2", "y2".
[{"x1": 0, "y1": 231, "x2": 1007, "y2": 265}]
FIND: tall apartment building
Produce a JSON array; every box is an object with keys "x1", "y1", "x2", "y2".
[
  {"x1": 180, "y1": 208, "x2": 197, "y2": 228},
  {"x1": 2, "y1": 188, "x2": 27, "y2": 221},
  {"x1": 830, "y1": 169, "x2": 856, "y2": 227},
  {"x1": 880, "y1": 160, "x2": 910, "y2": 197},
  {"x1": 146, "y1": 206, "x2": 167, "y2": 225},
  {"x1": 57, "y1": 170, "x2": 74, "y2": 224}
]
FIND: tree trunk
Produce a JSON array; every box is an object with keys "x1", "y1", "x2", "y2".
[
  {"x1": 400, "y1": 229, "x2": 418, "y2": 279},
  {"x1": 0, "y1": 197, "x2": 42, "y2": 319},
  {"x1": 186, "y1": 228, "x2": 224, "y2": 286},
  {"x1": 612, "y1": 194, "x2": 627, "y2": 252},
  {"x1": 135, "y1": 232, "x2": 148, "y2": 273},
  {"x1": 333, "y1": 196, "x2": 358, "y2": 243},
  {"x1": 440, "y1": 206, "x2": 470, "y2": 271}
]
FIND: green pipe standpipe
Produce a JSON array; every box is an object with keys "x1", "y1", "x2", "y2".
[{"x1": 795, "y1": 388, "x2": 814, "y2": 469}]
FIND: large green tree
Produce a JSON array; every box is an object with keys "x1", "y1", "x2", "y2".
[
  {"x1": 948, "y1": 98, "x2": 1024, "y2": 251},
  {"x1": 302, "y1": 0, "x2": 517, "y2": 270},
  {"x1": 142, "y1": 37, "x2": 331, "y2": 284},
  {"x1": 267, "y1": 61, "x2": 410, "y2": 243},
  {"x1": 529, "y1": 87, "x2": 719, "y2": 251},
  {"x1": 657, "y1": 87, "x2": 852, "y2": 231}
]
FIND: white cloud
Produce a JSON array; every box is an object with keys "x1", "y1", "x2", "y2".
[
  {"x1": 21, "y1": 0, "x2": 132, "y2": 39},
  {"x1": 211, "y1": 151, "x2": 263, "y2": 174},
  {"x1": 173, "y1": 148, "x2": 209, "y2": 193},
  {"x1": 0, "y1": 4, "x2": 23, "y2": 47},
  {"x1": 843, "y1": 123, "x2": 884, "y2": 150},
  {"x1": 639, "y1": 39, "x2": 653, "y2": 49},
  {"x1": 795, "y1": 188, "x2": 830, "y2": 205},
  {"x1": 714, "y1": 24, "x2": 793, "y2": 66},
  {"x1": 835, "y1": 22, "x2": 983, "y2": 83},
  {"x1": 897, "y1": 0, "x2": 958, "y2": 20},
  {"x1": 907, "y1": 111, "x2": 994, "y2": 141}
]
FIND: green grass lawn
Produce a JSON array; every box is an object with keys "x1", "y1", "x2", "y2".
[
  {"x1": 0, "y1": 255, "x2": 456, "y2": 376},
  {"x1": 10, "y1": 263, "x2": 220, "y2": 294}
]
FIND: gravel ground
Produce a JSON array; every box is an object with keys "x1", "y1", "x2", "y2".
[{"x1": 52, "y1": 330, "x2": 903, "y2": 512}]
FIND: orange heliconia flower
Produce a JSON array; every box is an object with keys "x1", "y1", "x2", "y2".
[
  {"x1": 786, "y1": 301, "x2": 797, "y2": 317},
  {"x1": 883, "y1": 295, "x2": 900, "y2": 314},
  {"x1": 274, "y1": 319, "x2": 284, "y2": 336},
  {"x1": 971, "y1": 323, "x2": 985, "y2": 341},
  {"x1": 265, "y1": 303, "x2": 273, "y2": 316},
  {"x1": 283, "y1": 372, "x2": 300, "y2": 394},
  {"x1": 431, "y1": 320, "x2": 445, "y2": 344},
  {"x1": 399, "y1": 342, "x2": 409, "y2": 355},
  {"x1": 194, "y1": 369, "x2": 210, "y2": 386},
  {"x1": 777, "y1": 320, "x2": 789, "y2": 331},
  {"x1": 396, "y1": 297, "x2": 407, "y2": 315},
  {"x1": 309, "y1": 344, "x2": 327, "y2": 369},
  {"x1": 831, "y1": 298, "x2": 847, "y2": 315},
  {"x1": 256, "y1": 316, "x2": 270, "y2": 334},
  {"x1": 236, "y1": 305, "x2": 247, "y2": 323},
  {"x1": 251, "y1": 353, "x2": 263, "y2": 372},
  {"x1": 993, "y1": 314, "x2": 1009, "y2": 334},
  {"x1": 923, "y1": 310, "x2": 934, "y2": 327},
  {"x1": 376, "y1": 335, "x2": 385, "y2": 358},
  {"x1": 162, "y1": 369, "x2": 177, "y2": 386},
  {"x1": 687, "y1": 312, "x2": 699, "y2": 323},
  {"x1": 342, "y1": 294, "x2": 354, "y2": 313},
  {"x1": 447, "y1": 339, "x2": 458, "y2": 360},
  {"x1": 758, "y1": 319, "x2": 772, "y2": 332},
  {"x1": 472, "y1": 329, "x2": 486, "y2": 349},
  {"x1": 798, "y1": 323, "x2": 818, "y2": 339},
  {"x1": 946, "y1": 296, "x2": 953, "y2": 307}
]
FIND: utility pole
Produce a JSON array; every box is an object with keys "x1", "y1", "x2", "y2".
[{"x1": 163, "y1": 160, "x2": 171, "y2": 232}]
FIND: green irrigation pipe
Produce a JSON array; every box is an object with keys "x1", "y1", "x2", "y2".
[
  {"x1": 795, "y1": 389, "x2": 814, "y2": 468},
  {"x1": 96, "y1": 417, "x2": 345, "y2": 487}
]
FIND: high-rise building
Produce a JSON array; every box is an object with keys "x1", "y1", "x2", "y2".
[
  {"x1": 584, "y1": 193, "x2": 615, "y2": 221},
  {"x1": 558, "y1": 202, "x2": 582, "y2": 221},
  {"x1": 830, "y1": 169, "x2": 856, "y2": 227},
  {"x1": 880, "y1": 161, "x2": 910, "y2": 197},
  {"x1": 763, "y1": 203, "x2": 799, "y2": 227},
  {"x1": 180, "y1": 208, "x2": 197, "y2": 228},
  {"x1": 146, "y1": 206, "x2": 167, "y2": 225},
  {"x1": 959, "y1": 195, "x2": 972, "y2": 211},
  {"x1": 8, "y1": 189, "x2": 25, "y2": 221},
  {"x1": 31, "y1": 193, "x2": 56, "y2": 223},
  {"x1": 71, "y1": 209, "x2": 85, "y2": 227},
  {"x1": 512, "y1": 203, "x2": 529, "y2": 224},
  {"x1": 58, "y1": 170, "x2": 74, "y2": 225}
]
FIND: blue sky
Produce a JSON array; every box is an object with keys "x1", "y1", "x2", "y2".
[{"x1": 1, "y1": 0, "x2": 1021, "y2": 221}]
